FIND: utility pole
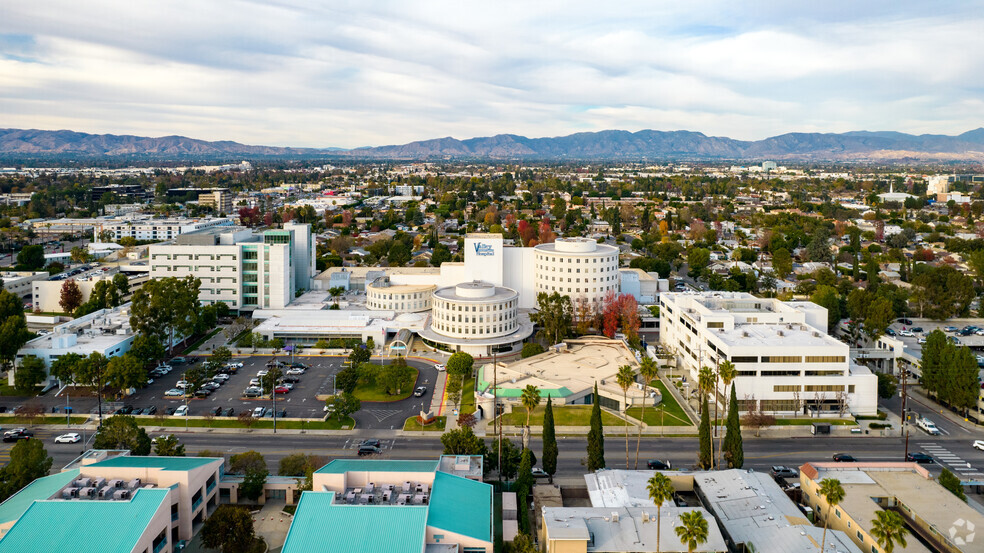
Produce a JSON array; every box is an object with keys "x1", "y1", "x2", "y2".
[
  {"x1": 901, "y1": 367, "x2": 909, "y2": 458},
  {"x1": 494, "y1": 351, "x2": 502, "y2": 481}
]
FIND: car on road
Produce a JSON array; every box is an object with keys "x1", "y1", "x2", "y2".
[
  {"x1": 164, "y1": 388, "x2": 184, "y2": 397},
  {"x1": 221, "y1": 407, "x2": 235, "y2": 417},
  {"x1": 173, "y1": 405, "x2": 189, "y2": 416},
  {"x1": 770, "y1": 466, "x2": 799, "y2": 479},
  {"x1": 54, "y1": 433, "x2": 81, "y2": 444},
  {"x1": 252, "y1": 407, "x2": 266, "y2": 418},
  {"x1": 285, "y1": 368, "x2": 306, "y2": 375},
  {"x1": 906, "y1": 452, "x2": 934, "y2": 464},
  {"x1": 434, "y1": 364, "x2": 446, "y2": 372},
  {"x1": 360, "y1": 439, "x2": 382, "y2": 448},
  {"x1": 3, "y1": 429, "x2": 33, "y2": 442},
  {"x1": 357, "y1": 445, "x2": 382, "y2": 456},
  {"x1": 832, "y1": 453, "x2": 857, "y2": 462},
  {"x1": 531, "y1": 468, "x2": 548, "y2": 478},
  {"x1": 647, "y1": 459, "x2": 672, "y2": 470},
  {"x1": 917, "y1": 417, "x2": 941, "y2": 436},
  {"x1": 170, "y1": 357, "x2": 188, "y2": 365},
  {"x1": 974, "y1": 440, "x2": 984, "y2": 451},
  {"x1": 413, "y1": 386, "x2": 427, "y2": 397}
]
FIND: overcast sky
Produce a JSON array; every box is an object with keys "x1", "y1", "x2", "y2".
[{"x1": 1, "y1": 1, "x2": 982, "y2": 148}]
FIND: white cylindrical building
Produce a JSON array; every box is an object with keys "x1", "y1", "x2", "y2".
[
  {"x1": 533, "y1": 237, "x2": 620, "y2": 306},
  {"x1": 419, "y1": 280, "x2": 533, "y2": 356},
  {"x1": 365, "y1": 277, "x2": 435, "y2": 313}
]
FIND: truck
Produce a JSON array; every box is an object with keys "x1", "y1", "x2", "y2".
[{"x1": 916, "y1": 416, "x2": 941, "y2": 436}]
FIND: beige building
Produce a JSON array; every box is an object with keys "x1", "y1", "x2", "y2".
[
  {"x1": 801, "y1": 462, "x2": 984, "y2": 553},
  {"x1": 32, "y1": 272, "x2": 146, "y2": 313}
]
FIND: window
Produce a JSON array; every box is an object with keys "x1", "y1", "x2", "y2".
[
  {"x1": 805, "y1": 356, "x2": 846, "y2": 363},
  {"x1": 761, "y1": 356, "x2": 801, "y2": 363},
  {"x1": 774, "y1": 385, "x2": 800, "y2": 392},
  {"x1": 732, "y1": 356, "x2": 757, "y2": 363},
  {"x1": 707, "y1": 322, "x2": 724, "y2": 329}
]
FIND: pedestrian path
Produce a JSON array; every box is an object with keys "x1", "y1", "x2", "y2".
[{"x1": 919, "y1": 442, "x2": 984, "y2": 479}]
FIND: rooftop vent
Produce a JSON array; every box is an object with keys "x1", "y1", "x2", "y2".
[{"x1": 611, "y1": 512, "x2": 619, "y2": 522}]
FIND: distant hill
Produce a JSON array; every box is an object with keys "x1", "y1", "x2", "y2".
[{"x1": 2, "y1": 127, "x2": 983, "y2": 162}]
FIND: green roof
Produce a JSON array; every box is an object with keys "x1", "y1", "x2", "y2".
[
  {"x1": 477, "y1": 366, "x2": 572, "y2": 397},
  {"x1": 315, "y1": 459, "x2": 439, "y2": 474},
  {"x1": 282, "y1": 492, "x2": 428, "y2": 553},
  {"x1": 428, "y1": 471, "x2": 492, "y2": 542},
  {"x1": 88, "y1": 455, "x2": 220, "y2": 471},
  {"x1": 0, "y1": 488, "x2": 169, "y2": 553},
  {"x1": 0, "y1": 469, "x2": 79, "y2": 525}
]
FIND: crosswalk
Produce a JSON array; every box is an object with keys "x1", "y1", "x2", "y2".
[{"x1": 919, "y1": 442, "x2": 984, "y2": 479}]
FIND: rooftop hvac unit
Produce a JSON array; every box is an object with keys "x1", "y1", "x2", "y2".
[
  {"x1": 75, "y1": 478, "x2": 91, "y2": 488},
  {"x1": 98, "y1": 486, "x2": 113, "y2": 499},
  {"x1": 611, "y1": 512, "x2": 619, "y2": 522},
  {"x1": 92, "y1": 477, "x2": 106, "y2": 489},
  {"x1": 78, "y1": 487, "x2": 96, "y2": 498},
  {"x1": 777, "y1": 331, "x2": 784, "y2": 337},
  {"x1": 108, "y1": 479, "x2": 124, "y2": 489},
  {"x1": 62, "y1": 488, "x2": 78, "y2": 499},
  {"x1": 113, "y1": 489, "x2": 129, "y2": 500},
  {"x1": 127, "y1": 479, "x2": 141, "y2": 489}
]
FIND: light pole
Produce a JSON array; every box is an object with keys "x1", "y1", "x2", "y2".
[{"x1": 184, "y1": 371, "x2": 189, "y2": 432}]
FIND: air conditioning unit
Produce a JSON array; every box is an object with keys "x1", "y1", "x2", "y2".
[
  {"x1": 113, "y1": 489, "x2": 129, "y2": 500},
  {"x1": 611, "y1": 512, "x2": 619, "y2": 522},
  {"x1": 75, "y1": 478, "x2": 91, "y2": 488},
  {"x1": 98, "y1": 486, "x2": 113, "y2": 499},
  {"x1": 128, "y1": 478, "x2": 141, "y2": 489},
  {"x1": 78, "y1": 487, "x2": 96, "y2": 498},
  {"x1": 92, "y1": 477, "x2": 106, "y2": 489}
]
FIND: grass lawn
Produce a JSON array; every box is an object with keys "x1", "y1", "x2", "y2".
[
  {"x1": 0, "y1": 385, "x2": 28, "y2": 397},
  {"x1": 136, "y1": 416, "x2": 354, "y2": 430},
  {"x1": 499, "y1": 405, "x2": 625, "y2": 427},
  {"x1": 353, "y1": 368, "x2": 418, "y2": 402},
  {"x1": 625, "y1": 380, "x2": 693, "y2": 426},
  {"x1": 773, "y1": 418, "x2": 856, "y2": 426},
  {"x1": 0, "y1": 415, "x2": 89, "y2": 425},
  {"x1": 403, "y1": 416, "x2": 447, "y2": 431},
  {"x1": 460, "y1": 376, "x2": 476, "y2": 415}
]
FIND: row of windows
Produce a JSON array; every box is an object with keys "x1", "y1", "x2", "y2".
[
  {"x1": 536, "y1": 254, "x2": 616, "y2": 264},
  {"x1": 434, "y1": 300, "x2": 516, "y2": 312},
  {"x1": 542, "y1": 275, "x2": 616, "y2": 283},
  {"x1": 536, "y1": 284, "x2": 617, "y2": 296},
  {"x1": 372, "y1": 291, "x2": 428, "y2": 301},
  {"x1": 367, "y1": 299, "x2": 431, "y2": 311},
  {"x1": 537, "y1": 264, "x2": 615, "y2": 274},
  {"x1": 731, "y1": 355, "x2": 846, "y2": 364},
  {"x1": 433, "y1": 322, "x2": 515, "y2": 336}
]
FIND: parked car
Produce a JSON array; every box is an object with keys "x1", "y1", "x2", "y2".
[
  {"x1": 285, "y1": 368, "x2": 306, "y2": 375},
  {"x1": 885, "y1": 328, "x2": 896, "y2": 336},
  {"x1": 257, "y1": 369, "x2": 269, "y2": 377},
  {"x1": 170, "y1": 357, "x2": 188, "y2": 365},
  {"x1": 899, "y1": 330, "x2": 914, "y2": 337},
  {"x1": 131, "y1": 408, "x2": 144, "y2": 416},
  {"x1": 906, "y1": 452, "x2": 934, "y2": 464},
  {"x1": 832, "y1": 453, "x2": 857, "y2": 462},
  {"x1": 225, "y1": 362, "x2": 244, "y2": 369},
  {"x1": 911, "y1": 327, "x2": 923, "y2": 333},
  {"x1": 165, "y1": 407, "x2": 177, "y2": 416},
  {"x1": 647, "y1": 459, "x2": 672, "y2": 470},
  {"x1": 944, "y1": 326, "x2": 959, "y2": 333},
  {"x1": 249, "y1": 378, "x2": 261, "y2": 387},
  {"x1": 281, "y1": 375, "x2": 301, "y2": 384},
  {"x1": 413, "y1": 386, "x2": 427, "y2": 397},
  {"x1": 357, "y1": 445, "x2": 382, "y2": 456},
  {"x1": 974, "y1": 440, "x2": 984, "y2": 451},
  {"x1": 194, "y1": 388, "x2": 212, "y2": 398},
  {"x1": 54, "y1": 433, "x2": 81, "y2": 444},
  {"x1": 156, "y1": 365, "x2": 172, "y2": 373},
  {"x1": 164, "y1": 388, "x2": 184, "y2": 397},
  {"x1": 244, "y1": 387, "x2": 262, "y2": 398},
  {"x1": 213, "y1": 374, "x2": 230, "y2": 382},
  {"x1": 531, "y1": 468, "x2": 548, "y2": 478},
  {"x1": 144, "y1": 406, "x2": 158, "y2": 416},
  {"x1": 252, "y1": 407, "x2": 266, "y2": 418},
  {"x1": 210, "y1": 407, "x2": 223, "y2": 416},
  {"x1": 897, "y1": 318, "x2": 913, "y2": 326},
  {"x1": 221, "y1": 407, "x2": 235, "y2": 417},
  {"x1": 434, "y1": 363, "x2": 446, "y2": 372},
  {"x1": 173, "y1": 405, "x2": 189, "y2": 416},
  {"x1": 274, "y1": 386, "x2": 290, "y2": 394},
  {"x1": 770, "y1": 466, "x2": 799, "y2": 479},
  {"x1": 3, "y1": 429, "x2": 34, "y2": 442},
  {"x1": 175, "y1": 380, "x2": 189, "y2": 389}
]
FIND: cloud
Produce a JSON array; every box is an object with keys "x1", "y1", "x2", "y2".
[{"x1": 0, "y1": 1, "x2": 981, "y2": 148}]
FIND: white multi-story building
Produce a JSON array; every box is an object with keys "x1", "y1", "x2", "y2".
[
  {"x1": 659, "y1": 292, "x2": 877, "y2": 416},
  {"x1": 96, "y1": 217, "x2": 233, "y2": 242},
  {"x1": 149, "y1": 223, "x2": 316, "y2": 311},
  {"x1": 418, "y1": 281, "x2": 533, "y2": 356},
  {"x1": 533, "y1": 237, "x2": 621, "y2": 307}
]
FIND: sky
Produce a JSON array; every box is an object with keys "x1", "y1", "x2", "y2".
[{"x1": 1, "y1": 1, "x2": 983, "y2": 148}]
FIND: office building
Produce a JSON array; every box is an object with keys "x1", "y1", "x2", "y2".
[
  {"x1": 96, "y1": 217, "x2": 233, "y2": 242},
  {"x1": 659, "y1": 292, "x2": 877, "y2": 416}
]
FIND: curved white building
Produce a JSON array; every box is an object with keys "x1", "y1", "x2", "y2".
[
  {"x1": 366, "y1": 276, "x2": 435, "y2": 313},
  {"x1": 533, "y1": 237, "x2": 620, "y2": 306},
  {"x1": 419, "y1": 281, "x2": 533, "y2": 356}
]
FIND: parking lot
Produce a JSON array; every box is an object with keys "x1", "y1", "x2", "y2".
[
  {"x1": 886, "y1": 318, "x2": 984, "y2": 357},
  {"x1": 125, "y1": 355, "x2": 439, "y2": 430}
]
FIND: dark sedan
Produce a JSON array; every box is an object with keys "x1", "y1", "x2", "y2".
[
  {"x1": 832, "y1": 453, "x2": 857, "y2": 462},
  {"x1": 906, "y1": 452, "x2": 934, "y2": 464}
]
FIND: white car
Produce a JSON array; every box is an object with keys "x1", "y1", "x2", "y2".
[
  {"x1": 252, "y1": 407, "x2": 266, "y2": 418},
  {"x1": 974, "y1": 440, "x2": 984, "y2": 451},
  {"x1": 164, "y1": 388, "x2": 184, "y2": 397},
  {"x1": 225, "y1": 362, "x2": 244, "y2": 369},
  {"x1": 213, "y1": 374, "x2": 230, "y2": 382},
  {"x1": 54, "y1": 433, "x2": 81, "y2": 444},
  {"x1": 156, "y1": 364, "x2": 172, "y2": 373},
  {"x1": 173, "y1": 405, "x2": 189, "y2": 416},
  {"x1": 249, "y1": 378, "x2": 261, "y2": 387},
  {"x1": 257, "y1": 369, "x2": 269, "y2": 377},
  {"x1": 286, "y1": 368, "x2": 305, "y2": 375},
  {"x1": 434, "y1": 364, "x2": 446, "y2": 372},
  {"x1": 175, "y1": 380, "x2": 189, "y2": 389},
  {"x1": 899, "y1": 330, "x2": 914, "y2": 337}
]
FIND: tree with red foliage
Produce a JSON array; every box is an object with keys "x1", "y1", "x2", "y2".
[
  {"x1": 263, "y1": 212, "x2": 274, "y2": 227},
  {"x1": 518, "y1": 220, "x2": 537, "y2": 246},
  {"x1": 238, "y1": 207, "x2": 262, "y2": 228},
  {"x1": 913, "y1": 248, "x2": 935, "y2": 262},
  {"x1": 342, "y1": 210, "x2": 354, "y2": 226},
  {"x1": 538, "y1": 220, "x2": 556, "y2": 244}
]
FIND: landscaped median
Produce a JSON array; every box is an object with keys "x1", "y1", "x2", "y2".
[
  {"x1": 403, "y1": 416, "x2": 447, "y2": 431},
  {"x1": 498, "y1": 405, "x2": 625, "y2": 427},
  {"x1": 130, "y1": 416, "x2": 355, "y2": 431},
  {"x1": 352, "y1": 367, "x2": 419, "y2": 402},
  {"x1": 625, "y1": 380, "x2": 694, "y2": 426},
  {"x1": 0, "y1": 415, "x2": 90, "y2": 425}
]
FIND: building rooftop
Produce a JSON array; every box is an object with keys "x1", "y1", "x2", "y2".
[
  {"x1": 0, "y1": 469, "x2": 79, "y2": 525},
  {"x1": 433, "y1": 281, "x2": 517, "y2": 302},
  {"x1": 712, "y1": 322, "x2": 848, "y2": 350},
  {"x1": 543, "y1": 506, "x2": 727, "y2": 552},
  {"x1": 428, "y1": 471, "x2": 493, "y2": 542},
  {"x1": 283, "y1": 492, "x2": 428, "y2": 553},
  {"x1": 88, "y1": 455, "x2": 220, "y2": 472},
  {"x1": 316, "y1": 459, "x2": 440, "y2": 475},
  {"x1": 0, "y1": 487, "x2": 169, "y2": 553}
]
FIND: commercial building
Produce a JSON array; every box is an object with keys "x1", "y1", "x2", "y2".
[
  {"x1": 149, "y1": 222, "x2": 316, "y2": 311},
  {"x1": 417, "y1": 281, "x2": 534, "y2": 356},
  {"x1": 196, "y1": 189, "x2": 233, "y2": 215},
  {"x1": 32, "y1": 271, "x2": 146, "y2": 313},
  {"x1": 282, "y1": 457, "x2": 493, "y2": 553},
  {"x1": 0, "y1": 450, "x2": 225, "y2": 552},
  {"x1": 96, "y1": 216, "x2": 233, "y2": 242},
  {"x1": 800, "y1": 462, "x2": 984, "y2": 553},
  {"x1": 0, "y1": 271, "x2": 49, "y2": 300},
  {"x1": 659, "y1": 292, "x2": 877, "y2": 416}
]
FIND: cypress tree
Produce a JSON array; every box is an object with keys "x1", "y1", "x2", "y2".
[
  {"x1": 698, "y1": 396, "x2": 712, "y2": 470},
  {"x1": 920, "y1": 330, "x2": 946, "y2": 399},
  {"x1": 951, "y1": 347, "x2": 979, "y2": 415},
  {"x1": 587, "y1": 383, "x2": 606, "y2": 472},
  {"x1": 723, "y1": 384, "x2": 743, "y2": 468},
  {"x1": 542, "y1": 396, "x2": 558, "y2": 483},
  {"x1": 516, "y1": 448, "x2": 535, "y2": 533}
]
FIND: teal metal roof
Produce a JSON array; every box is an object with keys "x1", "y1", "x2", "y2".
[
  {"x1": 0, "y1": 469, "x2": 79, "y2": 525},
  {"x1": 0, "y1": 487, "x2": 169, "y2": 553},
  {"x1": 88, "y1": 455, "x2": 220, "y2": 471},
  {"x1": 428, "y1": 471, "x2": 492, "y2": 542},
  {"x1": 315, "y1": 459, "x2": 439, "y2": 474},
  {"x1": 282, "y1": 492, "x2": 428, "y2": 553},
  {"x1": 476, "y1": 366, "x2": 572, "y2": 397}
]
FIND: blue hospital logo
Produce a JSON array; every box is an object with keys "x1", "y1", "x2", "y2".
[{"x1": 473, "y1": 242, "x2": 495, "y2": 256}]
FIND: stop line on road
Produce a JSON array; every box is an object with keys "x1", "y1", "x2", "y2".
[{"x1": 919, "y1": 442, "x2": 984, "y2": 479}]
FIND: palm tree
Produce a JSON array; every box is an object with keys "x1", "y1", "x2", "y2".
[
  {"x1": 520, "y1": 384, "x2": 541, "y2": 450},
  {"x1": 616, "y1": 365, "x2": 636, "y2": 468},
  {"x1": 328, "y1": 286, "x2": 345, "y2": 307},
  {"x1": 818, "y1": 478, "x2": 845, "y2": 552},
  {"x1": 636, "y1": 356, "x2": 659, "y2": 468},
  {"x1": 647, "y1": 474, "x2": 674, "y2": 553},
  {"x1": 675, "y1": 510, "x2": 709, "y2": 553},
  {"x1": 717, "y1": 360, "x2": 736, "y2": 468},
  {"x1": 870, "y1": 510, "x2": 909, "y2": 553},
  {"x1": 698, "y1": 366, "x2": 715, "y2": 468}
]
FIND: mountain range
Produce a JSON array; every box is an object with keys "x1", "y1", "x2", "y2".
[{"x1": 2, "y1": 127, "x2": 984, "y2": 162}]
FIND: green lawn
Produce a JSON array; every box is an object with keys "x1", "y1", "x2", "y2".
[
  {"x1": 135, "y1": 416, "x2": 354, "y2": 430},
  {"x1": 499, "y1": 405, "x2": 625, "y2": 427},
  {"x1": 0, "y1": 385, "x2": 28, "y2": 397},
  {"x1": 0, "y1": 415, "x2": 89, "y2": 425},
  {"x1": 460, "y1": 376, "x2": 476, "y2": 415},
  {"x1": 353, "y1": 368, "x2": 419, "y2": 402},
  {"x1": 403, "y1": 416, "x2": 447, "y2": 431},
  {"x1": 625, "y1": 380, "x2": 693, "y2": 426}
]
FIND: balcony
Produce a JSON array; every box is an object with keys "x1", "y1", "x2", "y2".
[
  {"x1": 207, "y1": 480, "x2": 216, "y2": 494},
  {"x1": 192, "y1": 496, "x2": 202, "y2": 511},
  {"x1": 153, "y1": 537, "x2": 168, "y2": 553}
]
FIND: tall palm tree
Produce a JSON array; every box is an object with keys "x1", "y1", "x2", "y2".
[
  {"x1": 616, "y1": 365, "x2": 636, "y2": 468},
  {"x1": 647, "y1": 474, "x2": 674, "y2": 553},
  {"x1": 636, "y1": 356, "x2": 659, "y2": 468},
  {"x1": 520, "y1": 384, "x2": 541, "y2": 449},
  {"x1": 870, "y1": 510, "x2": 909, "y2": 553},
  {"x1": 328, "y1": 286, "x2": 345, "y2": 307},
  {"x1": 675, "y1": 510, "x2": 709, "y2": 553},
  {"x1": 818, "y1": 478, "x2": 845, "y2": 552},
  {"x1": 717, "y1": 360, "x2": 736, "y2": 468},
  {"x1": 698, "y1": 366, "x2": 715, "y2": 468}
]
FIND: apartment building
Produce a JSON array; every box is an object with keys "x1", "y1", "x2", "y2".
[
  {"x1": 0, "y1": 271, "x2": 49, "y2": 300},
  {"x1": 659, "y1": 292, "x2": 877, "y2": 416},
  {"x1": 96, "y1": 217, "x2": 233, "y2": 242},
  {"x1": 149, "y1": 223, "x2": 315, "y2": 311}
]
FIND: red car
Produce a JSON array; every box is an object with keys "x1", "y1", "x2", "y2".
[{"x1": 274, "y1": 386, "x2": 290, "y2": 394}]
